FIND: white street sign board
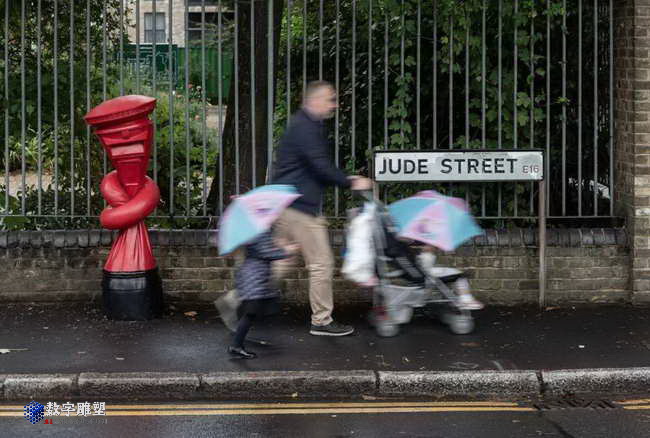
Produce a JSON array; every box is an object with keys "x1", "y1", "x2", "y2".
[{"x1": 374, "y1": 150, "x2": 544, "y2": 182}]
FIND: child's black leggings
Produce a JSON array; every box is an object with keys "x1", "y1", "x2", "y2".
[{"x1": 232, "y1": 313, "x2": 256, "y2": 348}]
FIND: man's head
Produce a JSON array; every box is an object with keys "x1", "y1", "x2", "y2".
[{"x1": 302, "y1": 81, "x2": 337, "y2": 120}]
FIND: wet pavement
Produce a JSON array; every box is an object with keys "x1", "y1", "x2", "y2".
[
  {"x1": 2, "y1": 398, "x2": 650, "y2": 438},
  {"x1": 0, "y1": 302, "x2": 648, "y2": 374}
]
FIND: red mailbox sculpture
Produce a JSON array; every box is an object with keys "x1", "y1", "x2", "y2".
[{"x1": 85, "y1": 95, "x2": 163, "y2": 320}]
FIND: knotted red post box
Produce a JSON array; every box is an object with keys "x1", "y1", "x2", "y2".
[{"x1": 84, "y1": 95, "x2": 163, "y2": 320}]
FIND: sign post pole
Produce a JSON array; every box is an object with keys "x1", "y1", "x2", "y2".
[{"x1": 538, "y1": 179, "x2": 546, "y2": 309}]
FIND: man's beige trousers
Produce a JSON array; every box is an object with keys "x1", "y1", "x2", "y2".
[{"x1": 273, "y1": 208, "x2": 334, "y2": 326}]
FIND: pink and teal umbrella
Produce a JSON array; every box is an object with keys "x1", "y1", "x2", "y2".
[
  {"x1": 218, "y1": 184, "x2": 301, "y2": 255},
  {"x1": 387, "y1": 190, "x2": 483, "y2": 251}
]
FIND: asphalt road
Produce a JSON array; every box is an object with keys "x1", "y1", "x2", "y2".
[{"x1": 2, "y1": 398, "x2": 650, "y2": 438}]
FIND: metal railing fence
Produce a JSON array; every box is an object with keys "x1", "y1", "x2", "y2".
[{"x1": 0, "y1": 0, "x2": 615, "y2": 229}]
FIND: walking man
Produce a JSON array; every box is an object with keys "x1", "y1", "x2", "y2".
[{"x1": 272, "y1": 80, "x2": 372, "y2": 336}]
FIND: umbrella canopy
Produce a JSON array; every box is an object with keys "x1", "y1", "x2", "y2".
[
  {"x1": 218, "y1": 184, "x2": 301, "y2": 255},
  {"x1": 387, "y1": 190, "x2": 483, "y2": 251}
]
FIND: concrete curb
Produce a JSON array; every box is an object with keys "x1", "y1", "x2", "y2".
[
  {"x1": 78, "y1": 373, "x2": 201, "y2": 400},
  {"x1": 541, "y1": 368, "x2": 650, "y2": 397},
  {"x1": 1, "y1": 368, "x2": 648, "y2": 401},
  {"x1": 200, "y1": 371, "x2": 376, "y2": 399},
  {"x1": 3, "y1": 374, "x2": 78, "y2": 400},
  {"x1": 377, "y1": 370, "x2": 540, "y2": 398}
]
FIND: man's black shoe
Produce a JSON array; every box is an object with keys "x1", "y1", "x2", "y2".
[
  {"x1": 309, "y1": 321, "x2": 355, "y2": 336},
  {"x1": 228, "y1": 346, "x2": 257, "y2": 359}
]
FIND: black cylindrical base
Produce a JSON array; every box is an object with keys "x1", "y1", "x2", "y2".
[{"x1": 102, "y1": 268, "x2": 163, "y2": 320}]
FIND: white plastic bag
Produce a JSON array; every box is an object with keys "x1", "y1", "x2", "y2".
[
  {"x1": 342, "y1": 203, "x2": 377, "y2": 286},
  {"x1": 214, "y1": 288, "x2": 241, "y2": 332}
]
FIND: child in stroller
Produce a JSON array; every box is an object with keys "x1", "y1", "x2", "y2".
[
  {"x1": 342, "y1": 195, "x2": 482, "y2": 337},
  {"x1": 417, "y1": 246, "x2": 483, "y2": 311}
]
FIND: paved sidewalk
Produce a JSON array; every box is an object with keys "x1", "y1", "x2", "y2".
[
  {"x1": 0, "y1": 302, "x2": 648, "y2": 374},
  {"x1": 1, "y1": 302, "x2": 648, "y2": 401}
]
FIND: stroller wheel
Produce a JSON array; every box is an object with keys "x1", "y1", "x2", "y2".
[
  {"x1": 368, "y1": 306, "x2": 387, "y2": 327},
  {"x1": 443, "y1": 312, "x2": 475, "y2": 335},
  {"x1": 376, "y1": 322, "x2": 400, "y2": 337},
  {"x1": 367, "y1": 312, "x2": 376, "y2": 327}
]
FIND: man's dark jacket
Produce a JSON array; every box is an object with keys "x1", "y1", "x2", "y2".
[{"x1": 272, "y1": 108, "x2": 351, "y2": 216}]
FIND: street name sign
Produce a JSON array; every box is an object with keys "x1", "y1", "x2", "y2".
[{"x1": 374, "y1": 150, "x2": 544, "y2": 182}]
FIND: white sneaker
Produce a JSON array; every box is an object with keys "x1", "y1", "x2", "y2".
[{"x1": 456, "y1": 293, "x2": 484, "y2": 310}]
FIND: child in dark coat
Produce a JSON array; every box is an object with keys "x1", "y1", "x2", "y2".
[{"x1": 228, "y1": 230, "x2": 297, "y2": 359}]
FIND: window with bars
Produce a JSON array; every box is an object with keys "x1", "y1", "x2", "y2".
[
  {"x1": 188, "y1": 12, "x2": 219, "y2": 43},
  {"x1": 187, "y1": 12, "x2": 234, "y2": 44},
  {"x1": 144, "y1": 12, "x2": 166, "y2": 44},
  {"x1": 186, "y1": 0, "x2": 219, "y2": 5}
]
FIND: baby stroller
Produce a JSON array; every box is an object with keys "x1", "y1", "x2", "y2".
[{"x1": 344, "y1": 192, "x2": 476, "y2": 337}]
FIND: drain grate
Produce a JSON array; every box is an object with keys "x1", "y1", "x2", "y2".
[{"x1": 533, "y1": 398, "x2": 619, "y2": 411}]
